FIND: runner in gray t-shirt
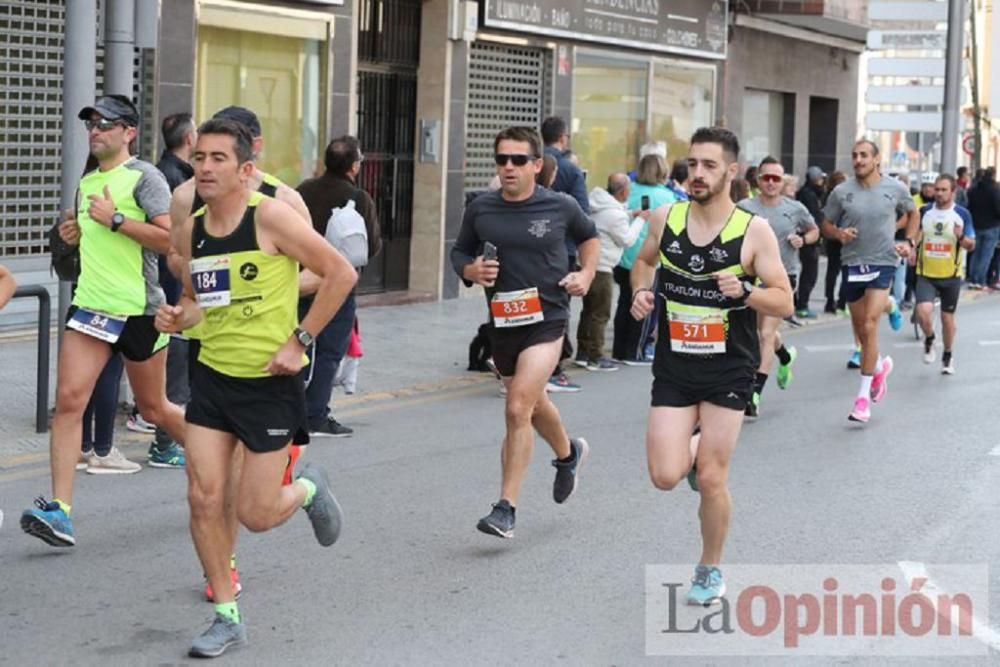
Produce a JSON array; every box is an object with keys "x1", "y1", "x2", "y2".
[
  {"x1": 820, "y1": 139, "x2": 920, "y2": 425},
  {"x1": 736, "y1": 157, "x2": 818, "y2": 418}
]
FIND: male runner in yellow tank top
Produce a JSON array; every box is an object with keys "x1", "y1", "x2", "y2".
[{"x1": 157, "y1": 118, "x2": 357, "y2": 658}]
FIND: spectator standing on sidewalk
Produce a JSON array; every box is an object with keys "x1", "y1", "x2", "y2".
[
  {"x1": 667, "y1": 159, "x2": 689, "y2": 200},
  {"x1": 576, "y1": 173, "x2": 644, "y2": 371},
  {"x1": 823, "y1": 170, "x2": 848, "y2": 313},
  {"x1": 795, "y1": 166, "x2": 826, "y2": 318},
  {"x1": 966, "y1": 167, "x2": 1000, "y2": 289},
  {"x1": 542, "y1": 116, "x2": 589, "y2": 392},
  {"x1": 296, "y1": 135, "x2": 382, "y2": 437}
]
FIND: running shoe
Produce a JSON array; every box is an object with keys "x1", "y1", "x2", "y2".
[
  {"x1": 476, "y1": 499, "x2": 515, "y2": 539},
  {"x1": 795, "y1": 308, "x2": 818, "y2": 319},
  {"x1": 848, "y1": 396, "x2": 871, "y2": 423},
  {"x1": 846, "y1": 348, "x2": 861, "y2": 369},
  {"x1": 776, "y1": 346, "x2": 797, "y2": 390},
  {"x1": 744, "y1": 392, "x2": 760, "y2": 420},
  {"x1": 76, "y1": 447, "x2": 95, "y2": 471},
  {"x1": 923, "y1": 337, "x2": 936, "y2": 364},
  {"x1": 572, "y1": 353, "x2": 589, "y2": 368},
  {"x1": 784, "y1": 315, "x2": 803, "y2": 328},
  {"x1": 20, "y1": 496, "x2": 75, "y2": 547},
  {"x1": 298, "y1": 463, "x2": 344, "y2": 547},
  {"x1": 126, "y1": 412, "x2": 156, "y2": 434},
  {"x1": 310, "y1": 417, "x2": 353, "y2": 438},
  {"x1": 282, "y1": 444, "x2": 303, "y2": 486},
  {"x1": 552, "y1": 437, "x2": 589, "y2": 504},
  {"x1": 545, "y1": 373, "x2": 581, "y2": 393},
  {"x1": 941, "y1": 353, "x2": 955, "y2": 376},
  {"x1": 686, "y1": 462, "x2": 699, "y2": 492},
  {"x1": 870, "y1": 356, "x2": 893, "y2": 403},
  {"x1": 148, "y1": 442, "x2": 186, "y2": 469},
  {"x1": 87, "y1": 447, "x2": 142, "y2": 474},
  {"x1": 204, "y1": 559, "x2": 243, "y2": 602},
  {"x1": 585, "y1": 358, "x2": 618, "y2": 372},
  {"x1": 189, "y1": 613, "x2": 247, "y2": 658},
  {"x1": 621, "y1": 357, "x2": 652, "y2": 367},
  {"x1": 686, "y1": 565, "x2": 725, "y2": 606},
  {"x1": 888, "y1": 297, "x2": 903, "y2": 331}
]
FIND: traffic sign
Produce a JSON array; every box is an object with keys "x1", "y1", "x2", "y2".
[
  {"x1": 866, "y1": 111, "x2": 943, "y2": 132},
  {"x1": 867, "y1": 30, "x2": 947, "y2": 50},
  {"x1": 869, "y1": 2, "x2": 949, "y2": 22},
  {"x1": 866, "y1": 85, "x2": 944, "y2": 105},
  {"x1": 868, "y1": 57, "x2": 946, "y2": 77},
  {"x1": 962, "y1": 133, "x2": 978, "y2": 156}
]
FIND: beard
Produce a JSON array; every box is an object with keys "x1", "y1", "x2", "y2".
[{"x1": 688, "y1": 178, "x2": 727, "y2": 203}]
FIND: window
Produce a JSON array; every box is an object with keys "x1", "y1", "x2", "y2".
[
  {"x1": 742, "y1": 89, "x2": 787, "y2": 166},
  {"x1": 650, "y1": 62, "x2": 715, "y2": 166}
]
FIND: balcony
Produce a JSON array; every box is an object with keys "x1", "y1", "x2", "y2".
[{"x1": 733, "y1": 0, "x2": 869, "y2": 42}]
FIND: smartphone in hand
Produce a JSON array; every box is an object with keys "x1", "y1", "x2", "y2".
[
  {"x1": 641, "y1": 195, "x2": 650, "y2": 211},
  {"x1": 483, "y1": 241, "x2": 498, "y2": 261}
]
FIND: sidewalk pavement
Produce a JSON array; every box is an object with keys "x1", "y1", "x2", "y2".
[{"x1": 0, "y1": 280, "x2": 994, "y2": 465}]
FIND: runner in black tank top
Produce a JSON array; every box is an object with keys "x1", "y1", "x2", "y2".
[{"x1": 629, "y1": 128, "x2": 794, "y2": 608}]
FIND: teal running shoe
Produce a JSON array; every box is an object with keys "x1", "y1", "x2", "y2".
[
  {"x1": 21, "y1": 496, "x2": 75, "y2": 547},
  {"x1": 776, "y1": 346, "x2": 797, "y2": 390},
  {"x1": 148, "y1": 442, "x2": 186, "y2": 469},
  {"x1": 888, "y1": 297, "x2": 903, "y2": 331},
  {"x1": 686, "y1": 565, "x2": 726, "y2": 606},
  {"x1": 847, "y1": 348, "x2": 861, "y2": 369},
  {"x1": 686, "y1": 462, "x2": 698, "y2": 492}
]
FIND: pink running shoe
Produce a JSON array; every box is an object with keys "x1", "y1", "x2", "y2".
[
  {"x1": 870, "y1": 356, "x2": 894, "y2": 403},
  {"x1": 848, "y1": 397, "x2": 871, "y2": 423}
]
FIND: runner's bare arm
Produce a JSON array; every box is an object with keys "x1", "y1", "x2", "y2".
[
  {"x1": 155, "y1": 215, "x2": 202, "y2": 334},
  {"x1": 86, "y1": 185, "x2": 172, "y2": 254},
  {"x1": 0, "y1": 264, "x2": 16, "y2": 311},
  {"x1": 276, "y1": 183, "x2": 312, "y2": 225},
  {"x1": 560, "y1": 237, "x2": 599, "y2": 296},
  {"x1": 743, "y1": 217, "x2": 794, "y2": 318},
  {"x1": 259, "y1": 197, "x2": 357, "y2": 340},
  {"x1": 821, "y1": 217, "x2": 855, "y2": 243},
  {"x1": 167, "y1": 178, "x2": 196, "y2": 279},
  {"x1": 630, "y1": 203, "x2": 670, "y2": 292}
]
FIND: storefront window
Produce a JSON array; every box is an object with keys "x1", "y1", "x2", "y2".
[
  {"x1": 197, "y1": 25, "x2": 326, "y2": 187},
  {"x1": 650, "y1": 62, "x2": 714, "y2": 165},
  {"x1": 742, "y1": 89, "x2": 785, "y2": 166},
  {"x1": 572, "y1": 53, "x2": 647, "y2": 186}
]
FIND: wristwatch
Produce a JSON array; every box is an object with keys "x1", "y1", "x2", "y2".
[
  {"x1": 906, "y1": 237, "x2": 916, "y2": 248},
  {"x1": 742, "y1": 281, "x2": 755, "y2": 298},
  {"x1": 110, "y1": 212, "x2": 125, "y2": 232},
  {"x1": 293, "y1": 327, "x2": 314, "y2": 347}
]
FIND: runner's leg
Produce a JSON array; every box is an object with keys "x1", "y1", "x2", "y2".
[
  {"x1": 915, "y1": 301, "x2": 935, "y2": 338},
  {"x1": 51, "y1": 330, "x2": 112, "y2": 503},
  {"x1": 646, "y1": 405, "x2": 699, "y2": 490},
  {"x1": 758, "y1": 315, "x2": 780, "y2": 376},
  {"x1": 693, "y1": 402, "x2": 743, "y2": 565},
  {"x1": 235, "y1": 445, "x2": 307, "y2": 532},
  {"x1": 857, "y1": 288, "x2": 889, "y2": 375},
  {"x1": 126, "y1": 349, "x2": 186, "y2": 445},
  {"x1": 941, "y1": 311, "x2": 957, "y2": 353}
]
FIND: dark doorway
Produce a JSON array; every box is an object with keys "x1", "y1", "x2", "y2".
[
  {"x1": 356, "y1": 0, "x2": 421, "y2": 293},
  {"x1": 808, "y1": 96, "x2": 839, "y2": 175}
]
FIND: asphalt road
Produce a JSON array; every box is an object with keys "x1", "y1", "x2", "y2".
[{"x1": 1, "y1": 299, "x2": 999, "y2": 665}]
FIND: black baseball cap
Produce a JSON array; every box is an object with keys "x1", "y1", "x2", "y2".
[
  {"x1": 212, "y1": 106, "x2": 262, "y2": 138},
  {"x1": 78, "y1": 95, "x2": 139, "y2": 127}
]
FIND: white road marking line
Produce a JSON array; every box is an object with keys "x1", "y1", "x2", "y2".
[
  {"x1": 804, "y1": 344, "x2": 857, "y2": 352},
  {"x1": 898, "y1": 561, "x2": 1000, "y2": 653},
  {"x1": 989, "y1": 445, "x2": 1000, "y2": 457},
  {"x1": 978, "y1": 340, "x2": 1000, "y2": 346}
]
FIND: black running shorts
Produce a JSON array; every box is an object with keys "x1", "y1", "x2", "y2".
[
  {"x1": 914, "y1": 276, "x2": 961, "y2": 313},
  {"x1": 488, "y1": 318, "x2": 566, "y2": 377},
  {"x1": 65, "y1": 305, "x2": 167, "y2": 362},
  {"x1": 651, "y1": 378, "x2": 752, "y2": 412},
  {"x1": 186, "y1": 360, "x2": 308, "y2": 453}
]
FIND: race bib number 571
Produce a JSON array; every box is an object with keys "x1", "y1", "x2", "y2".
[
  {"x1": 667, "y1": 307, "x2": 726, "y2": 354},
  {"x1": 491, "y1": 287, "x2": 544, "y2": 328}
]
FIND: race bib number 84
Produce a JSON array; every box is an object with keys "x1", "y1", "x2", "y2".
[{"x1": 67, "y1": 308, "x2": 127, "y2": 343}]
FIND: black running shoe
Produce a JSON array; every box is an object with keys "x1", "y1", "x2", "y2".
[
  {"x1": 552, "y1": 437, "x2": 589, "y2": 504},
  {"x1": 477, "y1": 500, "x2": 515, "y2": 538}
]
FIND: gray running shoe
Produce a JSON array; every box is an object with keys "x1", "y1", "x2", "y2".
[
  {"x1": 188, "y1": 613, "x2": 247, "y2": 658},
  {"x1": 299, "y1": 463, "x2": 344, "y2": 547},
  {"x1": 551, "y1": 437, "x2": 589, "y2": 504},
  {"x1": 476, "y1": 499, "x2": 515, "y2": 539}
]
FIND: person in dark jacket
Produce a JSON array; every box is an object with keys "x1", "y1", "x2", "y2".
[
  {"x1": 296, "y1": 135, "x2": 383, "y2": 436},
  {"x1": 795, "y1": 166, "x2": 826, "y2": 317},
  {"x1": 966, "y1": 167, "x2": 1000, "y2": 287}
]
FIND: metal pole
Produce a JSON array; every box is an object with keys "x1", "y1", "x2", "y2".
[
  {"x1": 58, "y1": 0, "x2": 98, "y2": 348},
  {"x1": 104, "y1": 0, "x2": 137, "y2": 95},
  {"x1": 940, "y1": 0, "x2": 967, "y2": 173},
  {"x1": 968, "y1": 0, "x2": 982, "y2": 170}
]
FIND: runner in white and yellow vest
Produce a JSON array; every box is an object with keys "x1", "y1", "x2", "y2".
[
  {"x1": 914, "y1": 173, "x2": 976, "y2": 375},
  {"x1": 157, "y1": 118, "x2": 357, "y2": 658}
]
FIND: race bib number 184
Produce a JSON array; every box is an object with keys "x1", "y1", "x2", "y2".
[{"x1": 190, "y1": 256, "x2": 231, "y2": 307}]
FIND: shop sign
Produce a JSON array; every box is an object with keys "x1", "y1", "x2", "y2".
[{"x1": 483, "y1": 0, "x2": 727, "y2": 60}]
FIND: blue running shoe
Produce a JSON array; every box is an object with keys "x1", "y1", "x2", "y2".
[
  {"x1": 847, "y1": 348, "x2": 861, "y2": 370},
  {"x1": 148, "y1": 442, "x2": 186, "y2": 468},
  {"x1": 686, "y1": 565, "x2": 725, "y2": 606},
  {"x1": 888, "y1": 297, "x2": 903, "y2": 331},
  {"x1": 20, "y1": 496, "x2": 75, "y2": 547}
]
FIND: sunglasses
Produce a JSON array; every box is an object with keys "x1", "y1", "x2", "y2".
[
  {"x1": 758, "y1": 173, "x2": 782, "y2": 184},
  {"x1": 494, "y1": 153, "x2": 537, "y2": 167},
  {"x1": 84, "y1": 118, "x2": 123, "y2": 132}
]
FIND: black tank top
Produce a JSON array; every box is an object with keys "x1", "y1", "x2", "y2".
[{"x1": 653, "y1": 202, "x2": 760, "y2": 389}]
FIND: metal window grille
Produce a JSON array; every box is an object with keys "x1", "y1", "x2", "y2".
[
  {"x1": 358, "y1": 0, "x2": 421, "y2": 68},
  {"x1": 464, "y1": 41, "x2": 553, "y2": 194}
]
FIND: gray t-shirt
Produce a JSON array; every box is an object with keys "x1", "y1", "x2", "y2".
[
  {"x1": 738, "y1": 196, "x2": 815, "y2": 275},
  {"x1": 822, "y1": 176, "x2": 915, "y2": 267},
  {"x1": 451, "y1": 187, "x2": 597, "y2": 322}
]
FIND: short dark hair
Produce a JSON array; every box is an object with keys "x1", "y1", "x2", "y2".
[
  {"x1": 196, "y1": 118, "x2": 254, "y2": 163},
  {"x1": 853, "y1": 138, "x2": 880, "y2": 156},
  {"x1": 956, "y1": 166, "x2": 968, "y2": 177},
  {"x1": 758, "y1": 156, "x2": 781, "y2": 169},
  {"x1": 690, "y1": 127, "x2": 740, "y2": 163},
  {"x1": 161, "y1": 112, "x2": 193, "y2": 151},
  {"x1": 494, "y1": 126, "x2": 542, "y2": 158},
  {"x1": 669, "y1": 159, "x2": 688, "y2": 184},
  {"x1": 324, "y1": 135, "x2": 362, "y2": 176},
  {"x1": 936, "y1": 173, "x2": 956, "y2": 190},
  {"x1": 540, "y1": 116, "x2": 568, "y2": 145}
]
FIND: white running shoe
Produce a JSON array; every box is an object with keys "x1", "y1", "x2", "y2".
[{"x1": 87, "y1": 447, "x2": 142, "y2": 474}]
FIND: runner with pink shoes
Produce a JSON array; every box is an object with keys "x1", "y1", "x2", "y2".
[{"x1": 820, "y1": 140, "x2": 919, "y2": 423}]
